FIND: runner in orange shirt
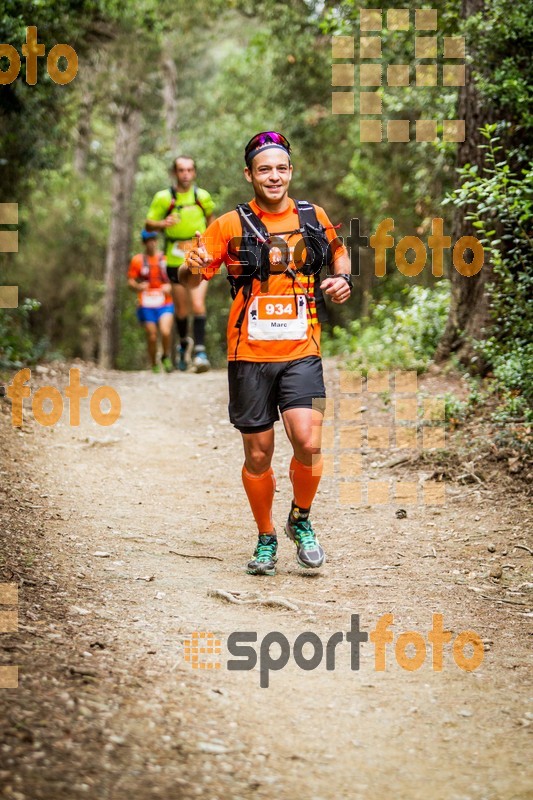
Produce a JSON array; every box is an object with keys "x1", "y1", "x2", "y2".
[
  {"x1": 128, "y1": 230, "x2": 174, "y2": 373},
  {"x1": 179, "y1": 132, "x2": 352, "y2": 575}
]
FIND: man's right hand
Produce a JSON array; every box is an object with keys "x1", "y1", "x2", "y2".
[
  {"x1": 162, "y1": 214, "x2": 179, "y2": 228},
  {"x1": 144, "y1": 216, "x2": 179, "y2": 232},
  {"x1": 185, "y1": 231, "x2": 212, "y2": 273}
]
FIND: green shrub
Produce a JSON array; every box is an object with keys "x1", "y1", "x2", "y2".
[
  {"x1": 445, "y1": 125, "x2": 533, "y2": 422},
  {"x1": 0, "y1": 299, "x2": 47, "y2": 368},
  {"x1": 322, "y1": 283, "x2": 451, "y2": 373}
]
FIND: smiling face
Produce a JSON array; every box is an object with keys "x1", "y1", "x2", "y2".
[{"x1": 244, "y1": 149, "x2": 293, "y2": 210}]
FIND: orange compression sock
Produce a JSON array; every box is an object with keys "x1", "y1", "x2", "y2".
[
  {"x1": 289, "y1": 455, "x2": 323, "y2": 511},
  {"x1": 241, "y1": 465, "x2": 276, "y2": 534}
]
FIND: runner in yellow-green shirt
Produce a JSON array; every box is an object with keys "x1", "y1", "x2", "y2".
[{"x1": 145, "y1": 156, "x2": 215, "y2": 372}]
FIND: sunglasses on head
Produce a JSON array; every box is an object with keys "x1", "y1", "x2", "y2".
[{"x1": 244, "y1": 131, "x2": 292, "y2": 162}]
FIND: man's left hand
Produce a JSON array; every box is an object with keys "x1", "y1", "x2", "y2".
[{"x1": 320, "y1": 275, "x2": 352, "y2": 304}]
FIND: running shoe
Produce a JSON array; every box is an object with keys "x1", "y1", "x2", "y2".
[
  {"x1": 161, "y1": 355, "x2": 173, "y2": 373},
  {"x1": 246, "y1": 534, "x2": 278, "y2": 576},
  {"x1": 193, "y1": 349, "x2": 211, "y2": 373},
  {"x1": 177, "y1": 336, "x2": 194, "y2": 372},
  {"x1": 285, "y1": 508, "x2": 325, "y2": 569},
  {"x1": 151, "y1": 364, "x2": 162, "y2": 374}
]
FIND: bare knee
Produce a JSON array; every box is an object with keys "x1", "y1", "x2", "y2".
[
  {"x1": 245, "y1": 448, "x2": 272, "y2": 474},
  {"x1": 245, "y1": 445, "x2": 272, "y2": 475},
  {"x1": 292, "y1": 440, "x2": 320, "y2": 466}
]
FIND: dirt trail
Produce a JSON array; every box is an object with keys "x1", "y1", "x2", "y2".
[{"x1": 0, "y1": 361, "x2": 531, "y2": 800}]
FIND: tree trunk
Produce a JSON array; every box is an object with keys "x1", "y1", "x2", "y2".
[
  {"x1": 99, "y1": 105, "x2": 141, "y2": 369},
  {"x1": 435, "y1": 0, "x2": 493, "y2": 369},
  {"x1": 161, "y1": 47, "x2": 179, "y2": 153}
]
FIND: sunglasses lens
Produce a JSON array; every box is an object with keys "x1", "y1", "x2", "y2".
[{"x1": 245, "y1": 131, "x2": 291, "y2": 157}]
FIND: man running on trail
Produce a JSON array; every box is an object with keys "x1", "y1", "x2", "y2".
[
  {"x1": 128, "y1": 230, "x2": 174, "y2": 373},
  {"x1": 179, "y1": 131, "x2": 352, "y2": 575},
  {"x1": 145, "y1": 156, "x2": 215, "y2": 372}
]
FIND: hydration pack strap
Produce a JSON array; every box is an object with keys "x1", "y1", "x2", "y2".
[
  {"x1": 228, "y1": 200, "x2": 332, "y2": 326},
  {"x1": 166, "y1": 185, "x2": 207, "y2": 218},
  {"x1": 141, "y1": 254, "x2": 168, "y2": 283},
  {"x1": 141, "y1": 254, "x2": 150, "y2": 279}
]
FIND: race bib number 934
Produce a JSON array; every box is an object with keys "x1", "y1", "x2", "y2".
[{"x1": 247, "y1": 295, "x2": 308, "y2": 340}]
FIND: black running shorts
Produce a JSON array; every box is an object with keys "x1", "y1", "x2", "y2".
[
  {"x1": 166, "y1": 267, "x2": 180, "y2": 284},
  {"x1": 228, "y1": 356, "x2": 326, "y2": 434}
]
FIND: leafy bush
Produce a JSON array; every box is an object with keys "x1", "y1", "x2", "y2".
[
  {"x1": 442, "y1": 392, "x2": 468, "y2": 425},
  {"x1": 0, "y1": 299, "x2": 47, "y2": 368},
  {"x1": 322, "y1": 283, "x2": 451, "y2": 373}
]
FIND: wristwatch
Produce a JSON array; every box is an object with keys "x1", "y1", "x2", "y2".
[{"x1": 337, "y1": 273, "x2": 354, "y2": 291}]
